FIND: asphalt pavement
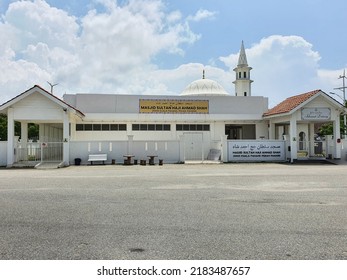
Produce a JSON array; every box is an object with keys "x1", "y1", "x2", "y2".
[{"x1": 0, "y1": 163, "x2": 346, "y2": 260}]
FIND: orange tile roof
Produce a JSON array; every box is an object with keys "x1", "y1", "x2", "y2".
[{"x1": 263, "y1": 89, "x2": 321, "y2": 117}]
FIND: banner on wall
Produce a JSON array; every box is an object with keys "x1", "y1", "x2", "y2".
[
  {"x1": 228, "y1": 140, "x2": 286, "y2": 162},
  {"x1": 139, "y1": 99, "x2": 209, "y2": 114}
]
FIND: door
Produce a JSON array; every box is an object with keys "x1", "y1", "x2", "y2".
[{"x1": 184, "y1": 133, "x2": 203, "y2": 161}]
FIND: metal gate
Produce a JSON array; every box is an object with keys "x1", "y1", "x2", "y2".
[
  {"x1": 15, "y1": 142, "x2": 63, "y2": 164},
  {"x1": 184, "y1": 133, "x2": 203, "y2": 161}
]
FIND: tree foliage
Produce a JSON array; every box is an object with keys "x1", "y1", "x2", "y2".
[{"x1": 0, "y1": 114, "x2": 39, "y2": 141}]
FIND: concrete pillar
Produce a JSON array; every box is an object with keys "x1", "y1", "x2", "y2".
[
  {"x1": 7, "y1": 108, "x2": 14, "y2": 167},
  {"x1": 127, "y1": 135, "x2": 134, "y2": 155},
  {"x1": 268, "y1": 120, "x2": 275, "y2": 140},
  {"x1": 290, "y1": 115, "x2": 298, "y2": 163},
  {"x1": 39, "y1": 124, "x2": 44, "y2": 142},
  {"x1": 20, "y1": 122, "x2": 28, "y2": 144},
  {"x1": 221, "y1": 135, "x2": 228, "y2": 162},
  {"x1": 63, "y1": 111, "x2": 70, "y2": 166},
  {"x1": 309, "y1": 123, "x2": 315, "y2": 157},
  {"x1": 333, "y1": 119, "x2": 341, "y2": 159},
  {"x1": 179, "y1": 135, "x2": 185, "y2": 163},
  {"x1": 20, "y1": 122, "x2": 28, "y2": 161}
]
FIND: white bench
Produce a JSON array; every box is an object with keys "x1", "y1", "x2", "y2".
[{"x1": 88, "y1": 154, "x2": 107, "y2": 165}]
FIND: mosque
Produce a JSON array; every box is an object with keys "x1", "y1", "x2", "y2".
[{"x1": 0, "y1": 42, "x2": 345, "y2": 167}]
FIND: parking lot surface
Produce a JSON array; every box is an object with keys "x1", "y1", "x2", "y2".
[{"x1": 0, "y1": 163, "x2": 346, "y2": 260}]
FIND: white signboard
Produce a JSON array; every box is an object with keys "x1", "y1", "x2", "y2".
[
  {"x1": 228, "y1": 140, "x2": 286, "y2": 162},
  {"x1": 301, "y1": 108, "x2": 331, "y2": 120}
]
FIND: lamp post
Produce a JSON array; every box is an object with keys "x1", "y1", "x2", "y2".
[{"x1": 330, "y1": 70, "x2": 347, "y2": 138}]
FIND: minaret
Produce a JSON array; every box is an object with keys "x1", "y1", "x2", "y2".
[{"x1": 233, "y1": 41, "x2": 253, "y2": 96}]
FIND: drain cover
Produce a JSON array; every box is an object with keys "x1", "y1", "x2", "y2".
[{"x1": 129, "y1": 248, "x2": 145, "y2": 253}]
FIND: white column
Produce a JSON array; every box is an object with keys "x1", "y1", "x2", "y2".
[
  {"x1": 221, "y1": 135, "x2": 228, "y2": 162},
  {"x1": 290, "y1": 115, "x2": 298, "y2": 163},
  {"x1": 7, "y1": 108, "x2": 15, "y2": 167},
  {"x1": 179, "y1": 134, "x2": 185, "y2": 163},
  {"x1": 127, "y1": 135, "x2": 134, "y2": 155},
  {"x1": 20, "y1": 122, "x2": 28, "y2": 161},
  {"x1": 20, "y1": 122, "x2": 28, "y2": 143},
  {"x1": 63, "y1": 111, "x2": 70, "y2": 166},
  {"x1": 309, "y1": 123, "x2": 315, "y2": 157},
  {"x1": 268, "y1": 120, "x2": 275, "y2": 140},
  {"x1": 333, "y1": 119, "x2": 341, "y2": 159},
  {"x1": 39, "y1": 124, "x2": 44, "y2": 142}
]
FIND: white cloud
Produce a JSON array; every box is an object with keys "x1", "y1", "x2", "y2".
[
  {"x1": 0, "y1": 0, "x2": 202, "y2": 101},
  {"x1": 0, "y1": 1, "x2": 344, "y2": 109},
  {"x1": 187, "y1": 9, "x2": 217, "y2": 22}
]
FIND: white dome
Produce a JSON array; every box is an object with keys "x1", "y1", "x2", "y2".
[{"x1": 180, "y1": 78, "x2": 228, "y2": 96}]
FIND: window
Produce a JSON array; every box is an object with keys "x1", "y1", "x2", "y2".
[
  {"x1": 163, "y1": 124, "x2": 170, "y2": 131},
  {"x1": 76, "y1": 124, "x2": 84, "y2": 131},
  {"x1": 119, "y1": 124, "x2": 126, "y2": 131},
  {"x1": 176, "y1": 124, "x2": 210, "y2": 131},
  {"x1": 238, "y1": 72, "x2": 241, "y2": 78},
  {"x1": 102, "y1": 124, "x2": 110, "y2": 131},
  {"x1": 76, "y1": 123, "x2": 127, "y2": 131},
  {"x1": 243, "y1": 71, "x2": 247, "y2": 78},
  {"x1": 110, "y1": 124, "x2": 118, "y2": 131},
  {"x1": 93, "y1": 124, "x2": 101, "y2": 131},
  {"x1": 148, "y1": 124, "x2": 155, "y2": 131},
  {"x1": 132, "y1": 124, "x2": 171, "y2": 131},
  {"x1": 244, "y1": 92, "x2": 247, "y2": 96},
  {"x1": 84, "y1": 124, "x2": 92, "y2": 131},
  {"x1": 156, "y1": 124, "x2": 163, "y2": 131}
]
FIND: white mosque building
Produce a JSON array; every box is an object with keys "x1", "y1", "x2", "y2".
[{"x1": 0, "y1": 42, "x2": 345, "y2": 167}]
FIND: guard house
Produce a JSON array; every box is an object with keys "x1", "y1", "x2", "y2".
[
  {"x1": 264, "y1": 90, "x2": 345, "y2": 162},
  {"x1": 0, "y1": 86, "x2": 84, "y2": 167}
]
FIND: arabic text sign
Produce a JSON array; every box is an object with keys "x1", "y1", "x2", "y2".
[
  {"x1": 228, "y1": 140, "x2": 286, "y2": 161},
  {"x1": 139, "y1": 99, "x2": 209, "y2": 114}
]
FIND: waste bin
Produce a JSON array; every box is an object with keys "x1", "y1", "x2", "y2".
[{"x1": 74, "y1": 158, "x2": 81, "y2": 166}]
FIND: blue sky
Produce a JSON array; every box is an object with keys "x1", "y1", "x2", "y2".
[{"x1": 0, "y1": 0, "x2": 346, "y2": 106}]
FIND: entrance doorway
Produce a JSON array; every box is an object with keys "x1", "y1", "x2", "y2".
[
  {"x1": 225, "y1": 125, "x2": 242, "y2": 140},
  {"x1": 184, "y1": 133, "x2": 203, "y2": 161}
]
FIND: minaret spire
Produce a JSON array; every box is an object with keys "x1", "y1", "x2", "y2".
[
  {"x1": 233, "y1": 41, "x2": 253, "y2": 97},
  {"x1": 238, "y1": 40, "x2": 248, "y2": 66}
]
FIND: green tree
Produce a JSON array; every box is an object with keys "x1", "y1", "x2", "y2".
[
  {"x1": 0, "y1": 114, "x2": 6, "y2": 141},
  {"x1": 318, "y1": 114, "x2": 347, "y2": 137},
  {"x1": 0, "y1": 114, "x2": 38, "y2": 141}
]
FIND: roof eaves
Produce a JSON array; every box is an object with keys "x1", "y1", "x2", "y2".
[{"x1": 0, "y1": 85, "x2": 85, "y2": 117}]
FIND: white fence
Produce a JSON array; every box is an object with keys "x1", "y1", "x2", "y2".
[
  {"x1": 0, "y1": 142, "x2": 7, "y2": 166},
  {"x1": 69, "y1": 140, "x2": 181, "y2": 165},
  {"x1": 15, "y1": 142, "x2": 63, "y2": 163}
]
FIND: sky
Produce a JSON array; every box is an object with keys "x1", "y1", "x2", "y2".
[{"x1": 0, "y1": 0, "x2": 346, "y2": 107}]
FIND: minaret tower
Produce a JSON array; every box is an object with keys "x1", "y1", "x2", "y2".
[{"x1": 233, "y1": 41, "x2": 253, "y2": 96}]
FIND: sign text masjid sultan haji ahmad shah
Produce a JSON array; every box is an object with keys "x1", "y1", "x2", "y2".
[{"x1": 139, "y1": 99, "x2": 209, "y2": 114}]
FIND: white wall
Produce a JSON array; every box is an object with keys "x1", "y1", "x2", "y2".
[
  {"x1": 0, "y1": 142, "x2": 7, "y2": 166},
  {"x1": 13, "y1": 92, "x2": 64, "y2": 121},
  {"x1": 69, "y1": 140, "x2": 181, "y2": 164}
]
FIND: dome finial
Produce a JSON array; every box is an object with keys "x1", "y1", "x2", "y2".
[{"x1": 202, "y1": 69, "x2": 205, "y2": 79}]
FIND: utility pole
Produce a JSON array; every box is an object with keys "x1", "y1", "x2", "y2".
[
  {"x1": 333, "y1": 70, "x2": 347, "y2": 137},
  {"x1": 47, "y1": 81, "x2": 59, "y2": 94}
]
